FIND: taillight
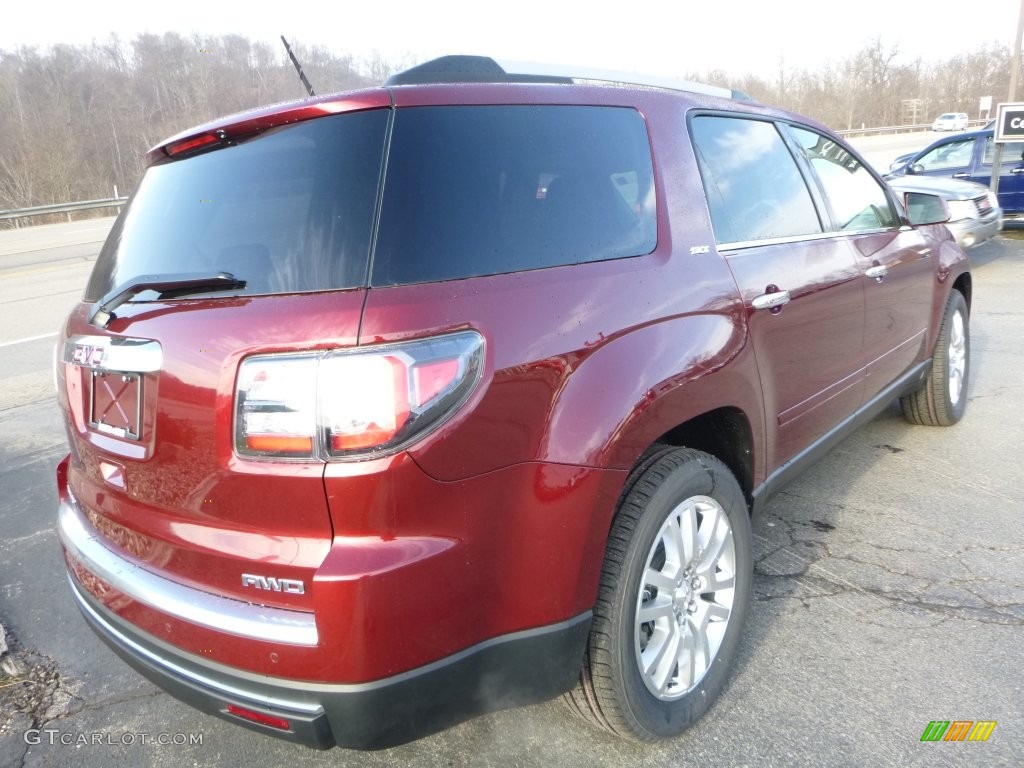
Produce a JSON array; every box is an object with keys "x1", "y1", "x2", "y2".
[
  {"x1": 165, "y1": 132, "x2": 221, "y2": 157},
  {"x1": 235, "y1": 331, "x2": 484, "y2": 460}
]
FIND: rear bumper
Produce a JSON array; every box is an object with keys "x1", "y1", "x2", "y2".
[{"x1": 67, "y1": 573, "x2": 590, "y2": 749}]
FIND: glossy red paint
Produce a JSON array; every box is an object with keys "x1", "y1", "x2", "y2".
[
  {"x1": 55, "y1": 73, "x2": 972, "y2": 747},
  {"x1": 59, "y1": 449, "x2": 622, "y2": 682},
  {"x1": 58, "y1": 291, "x2": 366, "y2": 609}
]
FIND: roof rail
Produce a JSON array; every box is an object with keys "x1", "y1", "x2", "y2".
[{"x1": 385, "y1": 55, "x2": 755, "y2": 102}]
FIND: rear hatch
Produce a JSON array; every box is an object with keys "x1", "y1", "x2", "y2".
[{"x1": 58, "y1": 101, "x2": 390, "y2": 610}]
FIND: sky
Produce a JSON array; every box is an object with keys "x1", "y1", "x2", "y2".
[{"x1": 1, "y1": 0, "x2": 1021, "y2": 80}]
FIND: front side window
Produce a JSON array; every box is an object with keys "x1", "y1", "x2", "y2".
[
  {"x1": 914, "y1": 138, "x2": 975, "y2": 171},
  {"x1": 789, "y1": 126, "x2": 898, "y2": 232},
  {"x1": 690, "y1": 115, "x2": 822, "y2": 244},
  {"x1": 372, "y1": 105, "x2": 657, "y2": 286}
]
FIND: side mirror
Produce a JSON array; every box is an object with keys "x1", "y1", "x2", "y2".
[
  {"x1": 908, "y1": 163, "x2": 924, "y2": 175},
  {"x1": 904, "y1": 192, "x2": 950, "y2": 226}
]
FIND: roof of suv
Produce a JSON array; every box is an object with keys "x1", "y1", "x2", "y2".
[{"x1": 149, "y1": 56, "x2": 765, "y2": 164}]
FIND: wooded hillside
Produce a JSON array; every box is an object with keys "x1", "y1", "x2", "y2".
[{"x1": 0, "y1": 33, "x2": 1016, "y2": 213}]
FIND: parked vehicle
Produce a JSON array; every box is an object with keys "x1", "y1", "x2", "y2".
[
  {"x1": 931, "y1": 112, "x2": 969, "y2": 131},
  {"x1": 55, "y1": 55, "x2": 972, "y2": 750},
  {"x1": 887, "y1": 175, "x2": 1002, "y2": 249},
  {"x1": 887, "y1": 126, "x2": 1024, "y2": 219}
]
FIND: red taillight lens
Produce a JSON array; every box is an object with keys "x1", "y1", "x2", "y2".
[
  {"x1": 225, "y1": 704, "x2": 291, "y2": 731},
  {"x1": 236, "y1": 356, "x2": 318, "y2": 458},
  {"x1": 322, "y1": 354, "x2": 411, "y2": 452},
  {"x1": 235, "y1": 331, "x2": 483, "y2": 460}
]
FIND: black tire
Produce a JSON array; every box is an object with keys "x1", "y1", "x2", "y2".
[
  {"x1": 564, "y1": 448, "x2": 752, "y2": 741},
  {"x1": 900, "y1": 289, "x2": 969, "y2": 426}
]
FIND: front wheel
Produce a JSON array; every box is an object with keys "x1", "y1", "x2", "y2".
[
  {"x1": 565, "y1": 448, "x2": 752, "y2": 741},
  {"x1": 900, "y1": 289, "x2": 969, "y2": 426}
]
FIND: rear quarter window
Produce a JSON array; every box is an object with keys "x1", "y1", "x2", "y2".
[{"x1": 370, "y1": 105, "x2": 657, "y2": 286}]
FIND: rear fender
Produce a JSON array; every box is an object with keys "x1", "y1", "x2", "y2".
[{"x1": 538, "y1": 312, "x2": 763, "y2": 477}]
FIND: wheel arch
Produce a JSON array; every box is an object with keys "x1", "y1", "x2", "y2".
[
  {"x1": 651, "y1": 407, "x2": 755, "y2": 509},
  {"x1": 952, "y1": 271, "x2": 972, "y2": 311}
]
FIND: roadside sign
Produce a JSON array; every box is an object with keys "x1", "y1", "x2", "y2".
[{"x1": 995, "y1": 102, "x2": 1024, "y2": 142}]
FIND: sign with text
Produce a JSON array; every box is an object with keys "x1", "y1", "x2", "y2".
[{"x1": 995, "y1": 102, "x2": 1024, "y2": 142}]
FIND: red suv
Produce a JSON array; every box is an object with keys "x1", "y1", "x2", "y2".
[{"x1": 55, "y1": 56, "x2": 971, "y2": 749}]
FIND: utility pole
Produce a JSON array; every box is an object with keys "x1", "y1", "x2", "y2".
[
  {"x1": 993, "y1": 0, "x2": 1024, "y2": 196},
  {"x1": 1010, "y1": 0, "x2": 1024, "y2": 101}
]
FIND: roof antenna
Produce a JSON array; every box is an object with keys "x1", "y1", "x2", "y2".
[{"x1": 280, "y1": 35, "x2": 316, "y2": 97}]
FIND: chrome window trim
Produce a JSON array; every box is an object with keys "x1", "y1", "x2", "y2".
[
  {"x1": 58, "y1": 497, "x2": 319, "y2": 647},
  {"x1": 715, "y1": 227, "x2": 896, "y2": 252}
]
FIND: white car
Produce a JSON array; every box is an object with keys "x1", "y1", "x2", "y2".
[
  {"x1": 931, "y1": 112, "x2": 969, "y2": 132},
  {"x1": 888, "y1": 175, "x2": 1002, "y2": 249}
]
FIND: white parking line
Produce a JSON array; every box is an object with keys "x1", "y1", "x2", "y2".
[{"x1": 0, "y1": 331, "x2": 58, "y2": 349}]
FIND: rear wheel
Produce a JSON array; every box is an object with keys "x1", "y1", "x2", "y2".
[
  {"x1": 565, "y1": 448, "x2": 752, "y2": 741},
  {"x1": 900, "y1": 289, "x2": 969, "y2": 426}
]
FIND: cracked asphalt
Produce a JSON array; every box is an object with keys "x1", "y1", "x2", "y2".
[{"x1": 0, "y1": 227, "x2": 1021, "y2": 767}]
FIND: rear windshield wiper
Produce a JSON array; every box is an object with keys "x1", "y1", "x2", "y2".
[{"x1": 89, "y1": 272, "x2": 246, "y2": 328}]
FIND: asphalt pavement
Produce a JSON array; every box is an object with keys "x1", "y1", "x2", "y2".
[{"x1": 0, "y1": 223, "x2": 1021, "y2": 768}]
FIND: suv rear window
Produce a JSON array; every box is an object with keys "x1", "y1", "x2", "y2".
[
  {"x1": 85, "y1": 110, "x2": 388, "y2": 302},
  {"x1": 87, "y1": 104, "x2": 657, "y2": 300},
  {"x1": 371, "y1": 105, "x2": 657, "y2": 285}
]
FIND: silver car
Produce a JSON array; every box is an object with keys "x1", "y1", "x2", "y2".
[{"x1": 888, "y1": 175, "x2": 1002, "y2": 249}]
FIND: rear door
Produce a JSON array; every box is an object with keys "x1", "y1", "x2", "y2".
[{"x1": 691, "y1": 115, "x2": 866, "y2": 469}]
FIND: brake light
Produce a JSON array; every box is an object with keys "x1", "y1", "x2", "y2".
[
  {"x1": 235, "y1": 331, "x2": 484, "y2": 460},
  {"x1": 165, "y1": 132, "x2": 220, "y2": 157},
  {"x1": 236, "y1": 356, "x2": 318, "y2": 457}
]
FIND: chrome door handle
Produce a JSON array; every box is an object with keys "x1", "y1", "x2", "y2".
[
  {"x1": 752, "y1": 290, "x2": 791, "y2": 311},
  {"x1": 865, "y1": 265, "x2": 888, "y2": 282},
  {"x1": 1011, "y1": 168, "x2": 1024, "y2": 174},
  {"x1": 952, "y1": 173, "x2": 969, "y2": 178}
]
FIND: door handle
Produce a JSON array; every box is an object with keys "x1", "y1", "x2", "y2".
[
  {"x1": 1011, "y1": 168, "x2": 1024, "y2": 174},
  {"x1": 752, "y1": 290, "x2": 791, "y2": 311},
  {"x1": 952, "y1": 173, "x2": 969, "y2": 178},
  {"x1": 865, "y1": 265, "x2": 888, "y2": 282}
]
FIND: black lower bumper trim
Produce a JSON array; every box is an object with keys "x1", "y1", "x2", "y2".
[{"x1": 68, "y1": 576, "x2": 591, "y2": 749}]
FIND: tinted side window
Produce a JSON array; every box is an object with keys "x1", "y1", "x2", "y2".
[
  {"x1": 789, "y1": 126, "x2": 898, "y2": 231},
  {"x1": 86, "y1": 110, "x2": 388, "y2": 302},
  {"x1": 983, "y1": 138, "x2": 1024, "y2": 164},
  {"x1": 914, "y1": 138, "x2": 974, "y2": 170},
  {"x1": 690, "y1": 115, "x2": 822, "y2": 244},
  {"x1": 372, "y1": 106, "x2": 656, "y2": 286}
]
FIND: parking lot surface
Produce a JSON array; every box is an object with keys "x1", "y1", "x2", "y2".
[{"x1": 0, "y1": 223, "x2": 1021, "y2": 767}]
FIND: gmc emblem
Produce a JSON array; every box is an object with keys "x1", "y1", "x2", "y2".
[
  {"x1": 241, "y1": 573, "x2": 305, "y2": 595},
  {"x1": 72, "y1": 344, "x2": 106, "y2": 367}
]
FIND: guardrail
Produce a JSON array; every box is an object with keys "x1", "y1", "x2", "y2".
[
  {"x1": 0, "y1": 197, "x2": 128, "y2": 227},
  {"x1": 837, "y1": 120, "x2": 989, "y2": 138}
]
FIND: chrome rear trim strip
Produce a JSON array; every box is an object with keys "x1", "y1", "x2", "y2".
[{"x1": 58, "y1": 498, "x2": 319, "y2": 647}]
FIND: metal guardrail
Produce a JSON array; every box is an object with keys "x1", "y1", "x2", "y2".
[
  {"x1": 837, "y1": 120, "x2": 989, "y2": 138},
  {"x1": 0, "y1": 197, "x2": 128, "y2": 226}
]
